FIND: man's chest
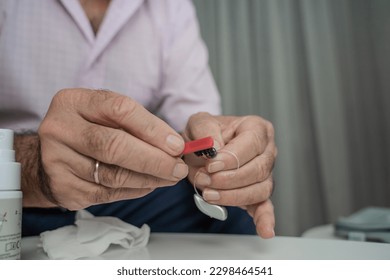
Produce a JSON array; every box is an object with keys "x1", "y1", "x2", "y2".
[{"x1": 78, "y1": 0, "x2": 111, "y2": 34}]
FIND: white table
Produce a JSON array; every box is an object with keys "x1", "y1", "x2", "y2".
[{"x1": 22, "y1": 233, "x2": 390, "y2": 260}]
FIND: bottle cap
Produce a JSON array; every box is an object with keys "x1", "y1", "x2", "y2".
[{"x1": 0, "y1": 129, "x2": 21, "y2": 191}]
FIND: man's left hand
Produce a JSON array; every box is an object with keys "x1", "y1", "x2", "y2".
[{"x1": 183, "y1": 113, "x2": 277, "y2": 238}]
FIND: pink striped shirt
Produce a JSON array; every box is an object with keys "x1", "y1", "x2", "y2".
[{"x1": 0, "y1": 0, "x2": 221, "y2": 132}]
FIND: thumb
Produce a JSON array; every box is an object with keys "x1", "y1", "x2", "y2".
[{"x1": 183, "y1": 112, "x2": 224, "y2": 151}]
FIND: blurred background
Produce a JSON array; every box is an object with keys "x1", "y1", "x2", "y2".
[{"x1": 192, "y1": 0, "x2": 390, "y2": 236}]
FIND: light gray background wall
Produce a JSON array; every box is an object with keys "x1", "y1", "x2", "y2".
[{"x1": 193, "y1": 0, "x2": 390, "y2": 236}]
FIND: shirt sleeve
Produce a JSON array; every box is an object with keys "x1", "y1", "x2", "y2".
[{"x1": 157, "y1": 0, "x2": 221, "y2": 132}]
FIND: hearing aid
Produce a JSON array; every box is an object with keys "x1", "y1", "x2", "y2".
[{"x1": 183, "y1": 137, "x2": 239, "y2": 221}]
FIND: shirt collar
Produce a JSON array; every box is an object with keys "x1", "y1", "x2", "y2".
[{"x1": 59, "y1": 0, "x2": 143, "y2": 66}]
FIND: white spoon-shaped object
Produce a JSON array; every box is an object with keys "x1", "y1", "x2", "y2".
[{"x1": 193, "y1": 193, "x2": 228, "y2": 221}]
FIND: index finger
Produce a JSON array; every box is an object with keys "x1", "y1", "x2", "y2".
[
  {"x1": 183, "y1": 112, "x2": 225, "y2": 150},
  {"x1": 71, "y1": 89, "x2": 185, "y2": 156}
]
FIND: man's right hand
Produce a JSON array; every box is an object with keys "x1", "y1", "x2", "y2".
[{"x1": 36, "y1": 88, "x2": 188, "y2": 210}]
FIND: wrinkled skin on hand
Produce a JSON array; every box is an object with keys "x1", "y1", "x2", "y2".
[
  {"x1": 183, "y1": 113, "x2": 277, "y2": 238},
  {"x1": 38, "y1": 88, "x2": 188, "y2": 210}
]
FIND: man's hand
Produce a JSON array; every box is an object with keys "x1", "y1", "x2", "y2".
[
  {"x1": 34, "y1": 88, "x2": 188, "y2": 210},
  {"x1": 183, "y1": 113, "x2": 277, "y2": 238}
]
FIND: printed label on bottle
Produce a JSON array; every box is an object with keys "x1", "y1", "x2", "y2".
[{"x1": 0, "y1": 198, "x2": 22, "y2": 260}]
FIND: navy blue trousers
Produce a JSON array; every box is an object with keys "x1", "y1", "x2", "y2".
[{"x1": 22, "y1": 179, "x2": 256, "y2": 236}]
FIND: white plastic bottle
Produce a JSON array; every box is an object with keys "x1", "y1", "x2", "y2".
[{"x1": 0, "y1": 129, "x2": 22, "y2": 260}]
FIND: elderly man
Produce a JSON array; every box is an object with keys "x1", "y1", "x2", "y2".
[{"x1": 0, "y1": 0, "x2": 276, "y2": 238}]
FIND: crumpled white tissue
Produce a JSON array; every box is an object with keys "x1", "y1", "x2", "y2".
[{"x1": 39, "y1": 209, "x2": 150, "y2": 259}]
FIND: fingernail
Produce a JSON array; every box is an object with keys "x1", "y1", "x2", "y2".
[
  {"x1": 166, "y1": 134, "x2": 184, "y2": 153},
  {"x1": 203, "y1": 189, "x2": 220, "y2": 201},
  {"x1": 196, "y1": 172, "x2": 211, "y2": 186},
  {"x1": 208, "y1": 161, "x2": 225, "y2": 173},
  {"x1": 173, "y1": 163, "x2": 188, "y2": 179},
  {"x1": 260, "y1": 227, "x2": 275, "y2": 238}
]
